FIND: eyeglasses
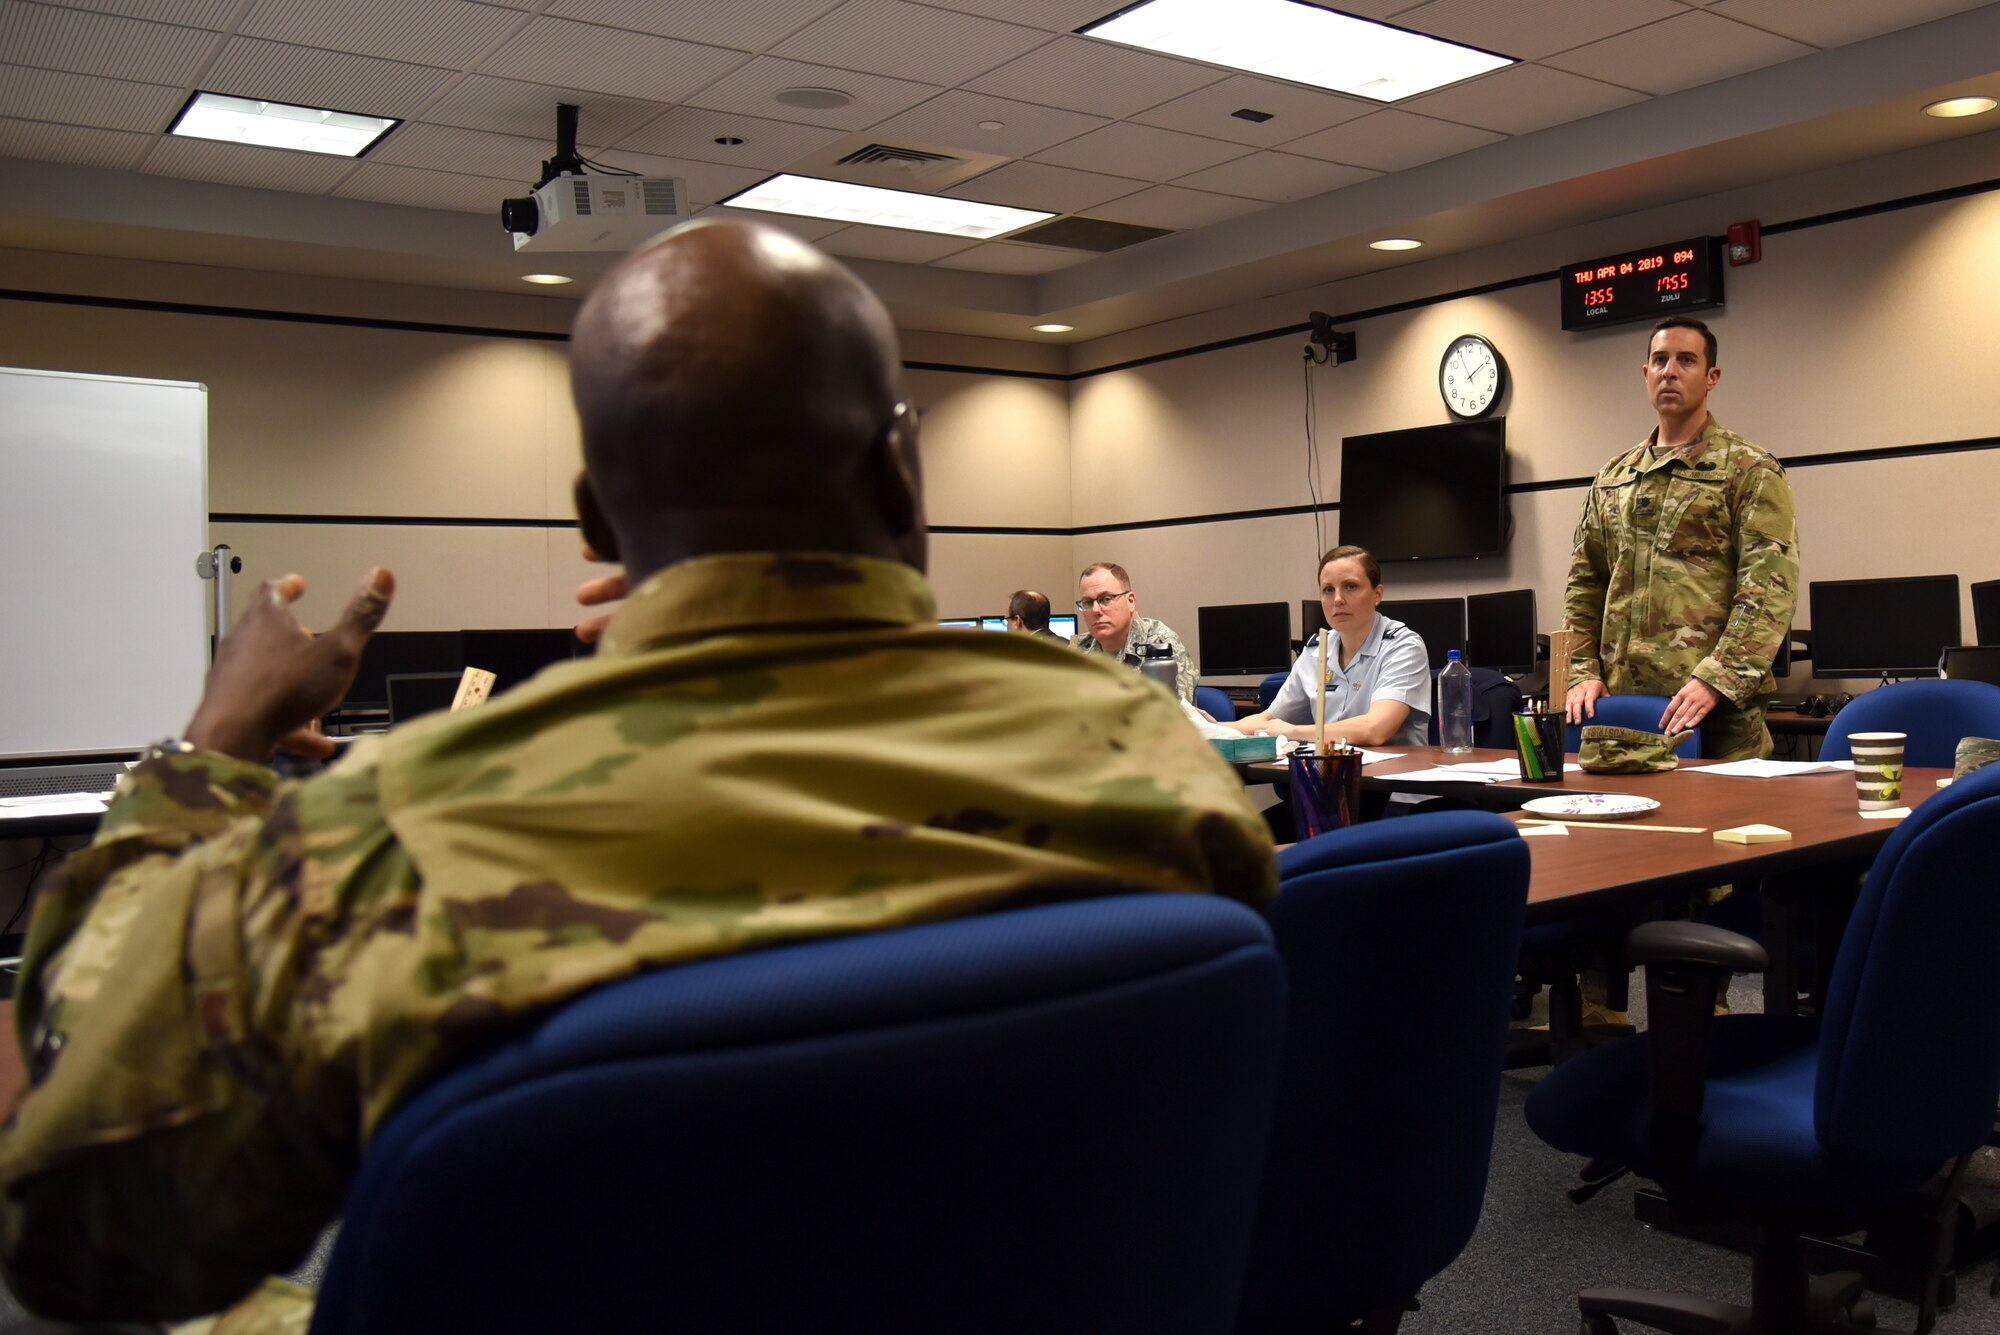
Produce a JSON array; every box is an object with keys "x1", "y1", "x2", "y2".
[{"x1": 1075, "y1": 591, "x2": 1133, "y2": 611}]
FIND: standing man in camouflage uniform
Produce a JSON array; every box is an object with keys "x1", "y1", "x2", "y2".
[
  {"x1": 1073, "y1": 562, "x2": 1198, "y2": 705},
  {"x1": 0, "y1": 220, "x2": 1275, "y2": 1331},
  {"x1": 1563, "y1": 316, "x2": 1799, "y2": 761}
]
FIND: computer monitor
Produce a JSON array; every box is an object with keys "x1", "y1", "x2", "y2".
[
  {"x1": 978, "y1": 616, "x2": 1009, "y2": 632},
  {"x1": 459, "y1": 628, "x2": 581, "y2": 695},
  {"x1": 938, "y1": 618, "x2": 979, "y2": 629},
  {"x1": 1196, "y1": 602, "x2": 1292, "y2": 675},
  {"x1": 1047, "y1": 614, "x2": 1077, "y2": 639},
  {"x1": 1464, "y1": 589, "x2": 1538, "y2": 673},
  {"x1": 1807, "y1": 575, "x2": 1960, "y2": 678},
  {"x1": 1300, "y1": 599, "x2": 1329, "y2": 639},
  {"x1": 1973, "y1": 579, "x2": 2000, "y2": 646},
  {"x1": 1376, "y1": 597, "x2": 1467, "y2": 671},
  {"x1": 386, "y1": 672, "x2": 464, "y2": 724},
  {"x1": 345, "y1": 631, "x2": 463, "y2": 709}
]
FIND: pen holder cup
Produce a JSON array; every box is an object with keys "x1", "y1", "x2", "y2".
[
  {"x1": 1512, "y1": 711, "x2": 1567, "y2": 783},
  {"x1": 1290, "y1": 749, "x2": 1364, "y2": 840}
]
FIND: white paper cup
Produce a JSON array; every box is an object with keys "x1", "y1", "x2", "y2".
[{"x1": 1848, "y1": 731, "x2": 1907, "y2": 811}]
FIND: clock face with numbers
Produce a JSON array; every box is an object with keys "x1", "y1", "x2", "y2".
[{"x1": 1439, "y1": 333, "x2": 1505, "y2": 419}]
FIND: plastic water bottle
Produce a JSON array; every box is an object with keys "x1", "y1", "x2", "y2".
[{"x1": 1439, "y1": 650, "x2": 1474, "y2": 753}]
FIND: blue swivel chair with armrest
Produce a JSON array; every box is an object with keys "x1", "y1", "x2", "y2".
[
  {"x1": 310, "y1": 894, "x2": 1287, "y2": 1335},
  {"x1": 1819, "y1": 677, "x2": 2000, "y2": 767},
  {"x1": 1525, "y1": 760, "x2": 2000, "y2": 1334},
  {"x1": 1236, "y1": 811, "x2": 1530, "y2": 1335},
  {"x1": 1196, "y1": 684, "x2": 1238, "y2": 721},
  {"x1": 1513, "y1": 694, "x2": 1699, "y2": 1067},
  {"x1": 1258, "y1": 670, "x2": 1288, "y2": 711}
]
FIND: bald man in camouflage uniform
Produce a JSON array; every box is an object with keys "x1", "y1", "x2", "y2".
[
  {"x1": 0, "y1": 221, "x2": 1275, "y2": 1333},
  {"x1": 1564, "y1": 316, "x2": 1799, "y2": 761}
]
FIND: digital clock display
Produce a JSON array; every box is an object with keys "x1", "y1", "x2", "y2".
[{"x1": 1559, "y1": 237, "x2": 1723, "y2": 331}]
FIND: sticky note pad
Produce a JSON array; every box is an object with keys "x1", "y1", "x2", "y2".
[
  {"x1": 1714, "y1": 824, "x2": 1792, "y2": 844},
  {"x1": 1517, "y1": 822, "x2": 1569, "y2": 838}
]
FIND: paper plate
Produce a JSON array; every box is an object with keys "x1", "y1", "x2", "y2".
[{"x1": 1519, "y1": 793, "x2": 1662, "y2": 821}]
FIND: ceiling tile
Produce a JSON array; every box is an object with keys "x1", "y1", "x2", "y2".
[
  {"x1": 1707, "y1": 0, "x2": 1995, "y2": 48},
  {"x1": 687, "y1": 55, "x2": 943, "y2": 131},
  {"x1": 695, "y1": 201, "x2": 848, "y2": 241},
  {"x1": 1393, "y1": 0, "x2": 1682, "y2": 61},
  {"x1": 482, "y1": 17, "x2": 749, "y2": 102},
  {"x1": 610, "y1": 106, "x2": 844, "y2": 171},
  {"x1": 774, "y1": 0, "x2": 1050, "y2": 85},
  {"x1": 545, "y1": 0, "x2": 841, "y2": 50},
  {"x1": 143, "y1": 134, "x2": 361, "y2": 191},
  {"x1": 930, "y1": 240, "x2": 1091, "y2": 273},
  {"x1": 240, "y1": 0, "x2": 526, "y2": 69},
  {"x1": 1089, "y1": 183, "x2": 1262, "y2": 230},
  {"x1": 1032, "y1": 120, "x2": 1249, "y2": 178},
  {"x1": 0, "y1": 2, "x2": 220, "y2": 85},
  {"x1": 1541, "y1": 10, "x2": 1813, "y2": 95},
  {"x1": 866, "y1": 90, "x2": 1106, "y2": 159},
  {"x1": 966, "y1": 35, "x2": 1226, "y2": 119},
  {"x1": 203, "y1": 38, "x2": 456, "y2": 118},
  {"x1": 35, "y1": 0, "x2": 240, "y2": 27},
  {"x1": 420, "y1": 76, "x2": 667, "y2": 146},
  {"x1": 1399, "y1": 63, "x2": 1646, "y2": 136},
  {"x1": 0, "y1": 115, "x2": 151, "y2": 169},
  {"x1": 577, "y1": 148, "x2": 769, "y2": 206},
  {"x1": 942, "y1": 159, "x2": 1143, "y2": 213},
  {"x1": 915, "y1": 0, "x2": 1124, "y2": 32},
  {"x1": 334, "y1": 160, "x2": 523, "y2": 213},
  {"x1": 816, "y1": 225, "x2": 981, "y2": 263},
  {"x1": 1132, "y1": 74, "x2": 1377, "y2": 147},
  {"x1": 1172, "y1": 151, "x2": 1378, "y2": 202},
  {"x1": 372, "y1": 122, "x2": 553, "y2": 179},
  {"x1": 1281, "y1": 108, "x2": 1502, "y2": 171},
  {"x1": 0, "y1": 66, "x2": 187, "y2": 133}
]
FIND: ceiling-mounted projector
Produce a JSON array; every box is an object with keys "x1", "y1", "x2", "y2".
[
  {"x1": 504, "y1": 173, "x2": 688, "y2": 252},
  {"x1": 500, "y1": 102, "x2": 688, "y2": 252}
]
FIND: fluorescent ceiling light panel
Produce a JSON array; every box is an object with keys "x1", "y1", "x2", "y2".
[
  {"x1": 723, "y1": 175, "x2": 1054, "y2": 239},
  {"x1": 1081, "y1": 0, "x2": 1513, "y2": 102},
  {"x1": 169, "y1": 92, "x2": 397, "y2": 157}
]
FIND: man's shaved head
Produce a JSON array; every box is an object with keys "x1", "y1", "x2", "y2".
[{"x1": 569, "y1": 219, "x2": 922, "y2": 579}]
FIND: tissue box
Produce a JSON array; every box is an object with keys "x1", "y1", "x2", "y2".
[{"x1": 1210, "y1": 735, "x2": 1279, "y2": 763}]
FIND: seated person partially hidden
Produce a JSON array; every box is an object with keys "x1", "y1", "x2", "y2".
[
  {"x1": 0, "y1": 220, "x2": 1276, "y2": 1332},
  {"x1": 1005, "y1": 588, "x2": 1069, "y2": 644},
  {"x1": 1225, "y1": 545, "x2": 1431, "y2": 748}
]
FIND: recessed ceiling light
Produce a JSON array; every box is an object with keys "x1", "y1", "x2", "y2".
[
  {"x1": 168, "y1": 90, "x2": 397, "y2": 157},
  {"x1": 775, "y1": 87, "x2": 854, "y2": 110},
  {"x1": 1923, "y1": 95, "x2": 1997, "y2": 118},
  {"x1": 1368, "y1": 238, "x2": 1423, "y2": 251},
  {"x1": 722, "y1": 174, "x2": 1054, "y2": 239},
  {"x1": 713, "y1": 135, "x2": 745, "y2": 146},
  {"x1": 1081, "y1": 0, "x2": 1513, "y2": 102},
  {"x1": 1032, "y1": 323, "x2": 1074, "y2": 333},
  {"x1": 977, "y1": 119, "x2": 1006, "y2": 131},
  {"x1": 522, "y1": 273, "x2": 573, "y2": 285}
]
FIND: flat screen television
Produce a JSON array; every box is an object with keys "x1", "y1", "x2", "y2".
[
  {"x1": 344, "y1": 631, "x2": 463, "y2": 710},
  {"x1": 1808, "y1": 575, "x2": 1960, "y2": 678},
  {"x1": 1376, "y1": 597, "x2": 1467, "y2": 671},
  {"x1": 979, "y1": 616, "x2": 1009, "y2": 632},
  {"x1": 1338, "y1": 419, "x2": 1508, "y2": 562},
  {"x1": 1047, "y1": 614, "x2": 1078, "y2": 639},
  {"x1": 1197, "y1": 602, "x2": 1292, "y2": 675},
  {"x1": 460, "y1": 628, "x2": 581, "y2": 694},
  {"x1": 1465, "y1": 589, "x2": 1538, "y2": 673},
  {"x1": 1300, "y1": 599, "x2": 1329, "y2": 640},
  {"x1": 1972, "y1": 578, "x2": 2000, "y2": 647}
]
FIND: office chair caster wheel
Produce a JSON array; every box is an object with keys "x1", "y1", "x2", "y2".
[{"x1": 1580, "y1": 1314, "x2": 1617, "y2": 1335}]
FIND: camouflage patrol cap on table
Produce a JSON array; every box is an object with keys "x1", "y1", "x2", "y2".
[
  {"x1": 1578, "y1": 725, "x2": 1695, "y2": 773},
  {"x1": 1955, "y1": 736, "x2": 2000, "y2": 778}
]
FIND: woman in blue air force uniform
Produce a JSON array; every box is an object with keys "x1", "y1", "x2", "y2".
[{"x1": 1224, "y1": 544, "x2": 1431, "y2": 749}]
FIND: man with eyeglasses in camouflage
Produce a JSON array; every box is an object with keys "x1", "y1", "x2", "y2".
[{"x1": 1073, "y1": 562, "x2": 1197, "y2": 705}]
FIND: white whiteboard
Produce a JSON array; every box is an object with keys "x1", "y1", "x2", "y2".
[{"x1": 0, "y1": 367, "x2": 210, "y2": 761}]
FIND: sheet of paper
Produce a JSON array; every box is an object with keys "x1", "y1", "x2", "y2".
[
  {"x1": 1516, "y1": 822, "x2": 1569, "y2": 837},
  {"x1": 1359, "y1": 749, "x2": 1403, "y2": 765},
  {"x1": 1693, "y1": 758, "x2": 1856, "y2": 778},
  {"x1": 1859, "y1": 807, "x2": 1911, "y2": 820},
  {"x1": 0, "y1": 795, "x2": 110, "y2": 819},
  {"x1": 1374, "y1": 767, "x2": 1503, "y2": 785}
]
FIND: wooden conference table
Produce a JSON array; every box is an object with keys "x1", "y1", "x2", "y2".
[{"x1": 1250, "y1": 746, "x2": 1948, "y2": 928}]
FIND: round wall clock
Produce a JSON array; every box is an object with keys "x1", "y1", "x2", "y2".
[{"x1": 1439, "y1": 333, "x2": 1505, "y2": 419}]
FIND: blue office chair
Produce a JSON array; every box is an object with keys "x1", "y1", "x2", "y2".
[
  {"x1": 1820, "y1": 677, "x2": 2000, "y2": 767},
  {"x1": 309, "y1": 894, "x2": 1285, "y2": 1335},
  {"x1": 1237, "y1": 812, "x2": 1530, "y2": 1334},
  {"x1": 1562, "y1": 692, "x2": 1699, "y2": 758},
  {"x1": 1258, "y1": 670, "x2": 1289, "y2": 711},
  {"x1": 1526, "y1": 761, "x2": 2000, "y2": 1335},
  {"x1": 1196, "y1": 684, "x2": 1238, "y2": 721}
]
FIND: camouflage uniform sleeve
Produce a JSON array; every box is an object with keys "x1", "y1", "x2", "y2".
[
  {"x1": 1563, "y1": 481, "x2": 1610, "y2": 690},
  {"x1": 0, "y1": 750, "x2": 379, "y2": 1322},
  {"x1": 1692, "y1": 461, "x2": 1800, "y2": 705}
]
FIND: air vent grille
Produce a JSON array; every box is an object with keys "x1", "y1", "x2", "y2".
[
  {"x1": 572, "y1": 178, "x2": 591, "y2": 216},
  {"x1": 641, "y1": 178, "x2": 680, "y2": 215},
  {"x1": 836, "y1": 143, "x2": 961, "y2": 168}
]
